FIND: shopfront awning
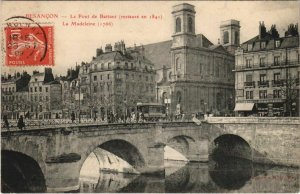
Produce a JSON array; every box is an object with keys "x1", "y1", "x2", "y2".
[{"x1": 234, "y1": 103, "x2": 255, "y2": 111}]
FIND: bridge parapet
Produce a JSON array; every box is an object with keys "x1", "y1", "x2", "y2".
[{"x1": 207, "y1": 117, "x2": 300, "y2": 124}]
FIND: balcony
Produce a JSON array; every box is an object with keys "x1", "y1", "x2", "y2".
[
  {"x1": 258, "y1": 80, "x2": 269, "y2": 88},
  {"x1": 244, "y1": 81, "x2": 255, "y2": 88},
  {"x1": 235, "y1": 60, "x2": 300, "y2": 71},
  {"x1": 272, "y1": 80, "x2": 284, "y2": 87}
]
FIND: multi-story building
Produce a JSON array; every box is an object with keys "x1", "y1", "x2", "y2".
[
  {"x1": 1, "y1": 72, "x2": 31, "y2": 119},
  {"x1": 143, "y1": 3, "x2": 236, "y2": 116},
  {"x1": 75, "y1": 41, "x2": 156, "y2": 120},
  {"x1": 28, "y1": 68, "x2": 62, "y2": 119},
  {"x1": 235, "y1": 22, "x2": 299, "y2": 116},
  {"x1": 59, "y1": 65, "x2": 80, "y2": 118}
]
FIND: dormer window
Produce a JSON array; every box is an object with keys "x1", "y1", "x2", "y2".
[
  {"x1": 275, "y1": 40, "x2": 280, "y2": 48},
  {"x1": 247, "y1": 44, "x2": 253, "y2": 51},
  {"x1": 260, "y1": 41, "x2": 266, "y2": 49}
]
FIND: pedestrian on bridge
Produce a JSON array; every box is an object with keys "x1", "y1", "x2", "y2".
[
  {"x1": 71, "y1": 112, "x2": 75, "y2": 123},
  {"x1": 3, "y1": 115, "x2": 9, "y2": 131},
  {"x1": 17, "y1": 116, "x2": 25, "y2": 130}
]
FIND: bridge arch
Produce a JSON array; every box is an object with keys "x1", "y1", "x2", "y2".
[
  {"x1": 1, "y1": 150, "x2": 46, "y2": 193},
  {"x1": 79, "y1": 138, "x2": 146, "y2": 173},
  {"x1": 166, "y1": 135, "x2": 195, "y2": 160},
  {"x1": 209, "y1": 134, "x2": 252, "y2": 161}
]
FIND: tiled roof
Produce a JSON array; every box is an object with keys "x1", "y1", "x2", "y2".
[
  {"x1": 30, "y1": 73, "x2": 45, "y2": 82},
  {"x1": 92, "y1": 51, "x2": 129, "y2": 63},
  {"x1": 241, "y1": 35, "x2": 299, "y2": 52},
  {"x1": 135, "y1": 34, "x2": 214, "y2": 69},
  {"x1": 280, "y1": 36, "x2": 299, "y2": 48}
]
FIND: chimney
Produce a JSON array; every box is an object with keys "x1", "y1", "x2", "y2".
[
  {"x1": 259, "y1": 21, "x2": 266, "y2": 39},
  {"x1": 105, "y1": 44, "x2": 112, "y2": 52},
  {"x1": 120, "y1": 40, "x2": 126, "y2": 54},
  {"x1": 45, "y1": 68, "x2": 52, "y2": 75},
  {"x1": 67, "y1": 69, "x2": 71, "y2": 77},
  {"x1": 96, "y1": 47, "x2": 103, "y2": 57},
  {"x1": 114, "y1": 42, "x2": 120, "y2": 52},
  {"x1": 70, "y1": 69, "x2": 74, "y2": 78},
  {"x1": 33, "y1": 70, "x2": 39, "y2": 75}
]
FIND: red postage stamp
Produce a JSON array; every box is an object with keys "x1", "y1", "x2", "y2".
[{"x1": 4, "y1": 16, "x2": 54, "y2": 66}]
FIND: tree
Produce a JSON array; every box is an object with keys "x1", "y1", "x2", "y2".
[{"x1": 280, "y1": 76, "x2": 299, "y2": 116}]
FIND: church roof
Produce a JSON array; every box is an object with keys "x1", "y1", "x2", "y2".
[
  {"x1": 208, "y1": 44, "x2": 230, "y2": 54},
  {"x1": 142, "y1": 40, "x2": 172, "y2": 70},
  {"x1": 136, "y1": 34, "x2": 215, "y2": 69}
]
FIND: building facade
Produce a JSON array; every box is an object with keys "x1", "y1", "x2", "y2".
[
  {"x1": 74, "y1": 41, "x2": 156, "y2": 120},
  {"x1": 235, "y1": 22, "x2": 300, "y2": 116},
  {"x1": 153, "y1": 3, "x2": 236, "y2": 117},
  {"x1": 28, "y1": 68, "x2": 62, "y2": 119},
  {"x1": 1, "y1": 72, "x2": 31, "y2": 119}
]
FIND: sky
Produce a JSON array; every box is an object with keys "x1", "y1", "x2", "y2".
[{"x1": 1, "y1": 1, "x2": 299, "y2": 76}]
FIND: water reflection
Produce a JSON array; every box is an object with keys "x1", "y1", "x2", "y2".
[
  {"x1": 80, "y1": 158, "x2": 300, "y2": 193},
  {"x1": 209, "y1": 157, "x2": 253, "y2": 190}
]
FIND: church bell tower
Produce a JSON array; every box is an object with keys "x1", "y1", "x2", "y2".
[
  {"x1": 171, "y1": 3, "x2": 196, "y2": 48},
  {"x1": 171, "y1": 3, "x2": 197, "y2": 81}
]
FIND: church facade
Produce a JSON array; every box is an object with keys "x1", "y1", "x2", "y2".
[{"x1": 144, "y1": 3, "x2": 239, "y2": 116}]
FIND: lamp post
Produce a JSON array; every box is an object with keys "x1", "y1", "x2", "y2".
[
  {"x1": 77, "y1": 79, "x2": 81, "y2": 123},
  {"x1": 156, "y1": 85, "x2": 159, "y2": 103}
]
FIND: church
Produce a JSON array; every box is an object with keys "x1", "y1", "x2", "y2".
[{"x1": 140, "y1": 3, "x2": 240, "y2": 116}]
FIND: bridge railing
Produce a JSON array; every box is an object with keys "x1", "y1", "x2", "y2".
[
  {"x1": 206, "y1": 117, "x2": 300, "y2": 124},
  {"x1": 1, "y1": 117, "x2": 193, "y2": 131}
]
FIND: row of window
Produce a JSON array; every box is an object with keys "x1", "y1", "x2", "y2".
[
  {"x1": 245, "y1": 89, "x2": 282, "y2": 99},
  {"x1": 247, "y1": 40, "x2": 280, "y2": 51},
  {"x1": 93, "y1": 73, "x2": 154, "y2": 81},
  {"x1": 2, "y1": 87, "x2": 15, "y2": 93},
  {"x1": 246, "y1": 72, "x2": 282, "y2": 83},
  {"x1": 93, "y1": 83, "x2": 155, "y2": 93},
  {"x1": 30, "y1": 86, "x2": 49, "y2": 93},
  {"x1": 2, "y1": 95, "x2": 26, "y2": 101},
  {"x1": 245, "y1": 56, "x2": 282, "y2": 68},
  {"x1": 30, "y1": 95, "x2": 49, "y2": 101},
  {"x1": 93, "y1": 61, "x2": 153, "y2": 72},
  {"x1": 30, "y1": 104, "x2": 50, "y2": 112}
]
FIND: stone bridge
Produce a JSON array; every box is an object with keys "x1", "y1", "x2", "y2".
[{"x1": 1, "y1": 118, "x2": 300, "y2": 192}]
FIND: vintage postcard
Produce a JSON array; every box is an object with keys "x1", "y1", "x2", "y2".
[{"x1": 1, "y1": 1, "x2": 300, "y2": 193}]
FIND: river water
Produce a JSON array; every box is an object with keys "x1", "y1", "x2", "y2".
[{"x1": 79, "y1": 157, "x2": 299, "y2": 193}]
